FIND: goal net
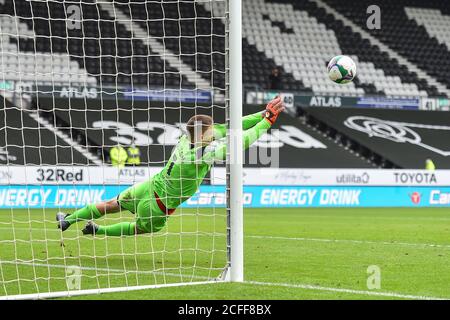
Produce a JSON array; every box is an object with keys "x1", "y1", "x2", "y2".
[{"x1": 0, "y1": 0, "x2": 240, "y2": 299}]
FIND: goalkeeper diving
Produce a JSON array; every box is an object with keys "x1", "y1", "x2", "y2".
[{"x1": 57, "y1": 96, "x2": 285, "y2": 236}]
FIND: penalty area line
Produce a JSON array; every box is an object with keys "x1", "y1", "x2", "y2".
[{"x1": 246, "y1": 281, "x2": 448, "y2": 300}]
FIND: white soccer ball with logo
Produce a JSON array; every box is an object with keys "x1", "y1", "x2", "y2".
[{"x1": 327, "y1": 55, "x2": 356, "y2": 84}]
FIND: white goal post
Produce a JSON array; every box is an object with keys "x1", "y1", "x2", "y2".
[
  {"x1": 0, "y1": 0, "x2": 242, "y2": 299},
  {"x1": 228, "y1": 0, "x2": 244, "y2": 283}
]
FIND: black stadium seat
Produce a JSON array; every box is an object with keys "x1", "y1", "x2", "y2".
[
  {"x1": 0, "y1": 0, "x2": 193, "y2": 88},
  {"x1": 323, "y1": 0, "x2": 450, "y2": 96}
]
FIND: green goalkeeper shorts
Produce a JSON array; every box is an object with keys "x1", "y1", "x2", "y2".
[{"x1": 117, "y1": 180, "x2": 167, "y2": 233}]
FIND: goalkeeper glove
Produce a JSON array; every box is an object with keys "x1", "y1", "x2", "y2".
[{"x1": 263, "y1": 96, "x2": 284, "y2": 125}]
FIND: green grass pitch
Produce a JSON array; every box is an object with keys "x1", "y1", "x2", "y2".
[{"x1": 1, "y1": 207, "x2": 450, "y2": 300}]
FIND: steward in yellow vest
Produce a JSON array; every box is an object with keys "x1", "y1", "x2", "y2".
[
  {"x1": 110, "y1": 145, "x2": 128, "y2": 168},
  {"x1": 126, "y1": 144, "x2": 141, "y2": 166},
  {"x1": 425, "y1": 158, "x2": 436, "y2": 171}
]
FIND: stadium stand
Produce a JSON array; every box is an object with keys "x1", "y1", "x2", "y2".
[
  {"x1": 208, "y1": 0, "x2": 445, "y2": 97},
  {"x1": 406, "y1": 7, "x2": 450, "y2": 51},
  {"x1": 116, "y1": 0, "x2": 309, "y2": 93},
  {"x1": 273, "y1": 0, "x2": 434, "y2": 97},
  {"x1": 0, "y1": 14, "x2": 95, "y2": 85},
  {"x1": 0, "y1": 95, "x2": 91, "y2": 165},
  {"x1": 304, "y1": 107, "x2": 450, "y2": 169},
  {"x1": 2, "y1": 0, "x2": 448, "y2": 97},
  {"x1": 0, "y1": 0, "x2": 193, "y2": 88},
  {"x1": 114, "y1": 0, "x2": 225, "y2": 91},
  {"x1": 323, "y1": 0, "x2": 450, "y2": 96}
]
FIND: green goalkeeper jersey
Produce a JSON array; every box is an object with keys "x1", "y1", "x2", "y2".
[{"x1": 152, "y1": 111, "x2": 271, "y2": 208}]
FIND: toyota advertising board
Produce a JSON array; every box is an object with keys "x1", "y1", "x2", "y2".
[{"x1": 1, "y1": 166, "x2": 449, "y2": 186}]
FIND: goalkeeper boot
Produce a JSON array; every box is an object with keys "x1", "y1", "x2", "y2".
[
  {"x1": 82, "y1": 221, "x2": 99, "y2": 235},
  {"x1": 56, "y1": 212, "x2": 71, "y2": 232}
]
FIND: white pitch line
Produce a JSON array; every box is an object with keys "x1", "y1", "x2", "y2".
[
  {"x1": 1, "y1": 226, "x2": 450, "y2": 250},
  {"x1": 247, "y1": 235, "x2": 450, "y2": 249},
  {"x1": 246, "y1": 281, "x2": 448, "y2": 300}
]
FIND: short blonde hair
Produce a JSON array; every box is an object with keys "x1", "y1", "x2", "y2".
[{"x1": 186, "y1": 114, "x2": 213, "y2": 142}]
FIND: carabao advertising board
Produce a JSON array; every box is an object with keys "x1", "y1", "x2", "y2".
[
  {"x1": 0, "y1": 166, "x2": 449, "y2": 208},
  {"x1": 0, "y1": 184, "x2": 449, "y2": 209}
]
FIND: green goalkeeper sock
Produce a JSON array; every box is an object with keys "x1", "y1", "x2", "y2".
[
  {"x1": 65, "y1": 204, "x2": 102, "y2": 225},
  {"x1": 96, "y1": 222, "x2": 136, "y2": 236}
]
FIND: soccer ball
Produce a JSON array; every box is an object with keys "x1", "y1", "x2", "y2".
[{"x1": 327, "y1": 55, "x2": 356, "y2": 84}]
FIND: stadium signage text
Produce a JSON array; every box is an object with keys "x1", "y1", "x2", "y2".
[
  {"x1": 186, "y1": 192, "x2": 253, "y2": 206},
  {"x1": 309, "y1": 96, "x2": 342, "y2": 107},
  {"x1": 245, "y1": 91, "x2": 446, "y2": 111},
  {"x1": 59, "y1": 86, "x2": 98, "y2": 99},
  {"x1": 0, "y1": 188, "x2": 51, "y2": 206},
  {"x1": 54, "y1": 189, "x2": 104, "y2": 206},
  {"x1": 429, "y1": 190, "x2": 450, "y2": 205},
  {"x1": 355, "y1": 97, "x2": 420, "y2": 110},
  {"x1": 91, "y1": 121, "x2": 326, "y2": 151},
  {"x1": 420, "y1": 97, "x2": 450, "y2": 111},
  {"x1": 118, "y1": 168, "x2": 146, "y2": 178},
  {"x1": 0, "y1": 170, "x2": 12, "y2": 181},
  {"x1": 0, "y1": 186, "x2": 105, "y2": 207},
  {"x1": 123, "y1": 88, "x2": 212, "y2": 103},
  {"x1": 3, "y1": 167, "x2": 450, "y2": 186},
  {"x1": 36, "y1": 168, "x2": 84, "y2": 182},
  {"x1": 35, "y1": 86, "x2": 213, "y2": 104},
  {"x1": 336, "y1": 172, "x2": 370, "y2": 184},
  {"x1": 260, "y1": 188, "x2": 361, "y2": 206},
  {"x1": 1, "y1": 185, "x2": 450, "y2": 208},
  {"x1": 393, "y1": 172, "x2": 437, "y2": 184}
]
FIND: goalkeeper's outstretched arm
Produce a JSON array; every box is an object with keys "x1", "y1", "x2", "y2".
[
  {"x1": 213, "y1": 108, "x2": 274, "y2": 139},
  {"x1": 203, "y1": 96, "x2": 285, "y2": 164}
]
